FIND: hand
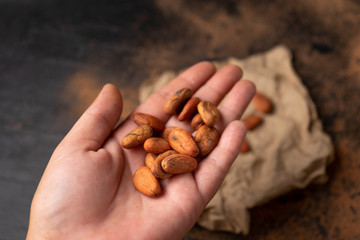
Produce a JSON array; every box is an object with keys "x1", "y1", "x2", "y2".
[{"x1": 26, "y1": 62, "x2": 255, "y2": 240}]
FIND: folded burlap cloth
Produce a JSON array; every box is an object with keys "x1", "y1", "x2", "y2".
[{"x1": 139, "y1": 45, "x2": 334, "y2": 234}]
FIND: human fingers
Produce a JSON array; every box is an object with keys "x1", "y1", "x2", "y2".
[
  {"x1": 60, "y1": 84, "x2": 123, "y2": 151},
  {"x1": 165, "y1": 64, "x2": 243, "y2": 130},
  {"x1": 194, "y1": 120, "x2": 247, "y2": 203},
  {"x1": 193, "y1": 64, "x2": 243, "y2": 104}
]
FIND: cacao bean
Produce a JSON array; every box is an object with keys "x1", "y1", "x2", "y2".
[
  {"x1": 252, "y1": 92, "x2": 273, "y2": 113},
  {"x1": 243, "y1": 114, "x2": 263, "y2": 130},
  {"x1": 197, "y1": 101, "x2": 220, "y2": 126},
  {"x1": 191, "y1": 113, "x2": 204, "y2": 130},
  {"x1": 161, "y1": 126, "x2": 177, "y2": 142},
  {"x1": 133, "y1": 112, "x2": 165, "y2": 132},
  {"x1": 163, "y1": 88, "x2": 192, "y2": 115},
  {"x1": 194, "y1": 125, "x2": 220, "y2": 156},
  {"x1": 168, "y1": 128, "x2": 199, "y2": 157},
  {"x1": 144, "y1": 137, "x2": 171, "y2": 154},
  {"x1": 149, "y1": 150, "x2": 176, "y2": 179},
  {"x1": 161, "y1": 153, "x2": 197, "y2": 174},
  {"x1": 133, "y1": 166, "x2": 161, "y2": 197},
  {"x1": 178, "y1": 97, "x2": 200, "y2": 121},
  {"x1": 121, "y1": 125, "x2": 153, "y2": 149},
  {"x1": 240, "y1": 139, "x2": 250, "y2": 153}
]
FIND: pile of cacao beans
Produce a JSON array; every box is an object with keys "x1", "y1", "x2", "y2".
[{"x1": 121, "y1": 88, "x2": 221, "y2": 197}]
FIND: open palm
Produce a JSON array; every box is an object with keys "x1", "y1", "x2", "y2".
[{"x1": 27, "y1": 62, "x2": 255, "y2": 240}]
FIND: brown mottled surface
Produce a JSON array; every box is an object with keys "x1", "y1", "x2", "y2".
[{"x1": 1, "y1": 0, "x2": 359, "y2": 239}]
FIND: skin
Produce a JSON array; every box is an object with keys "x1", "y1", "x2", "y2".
[{"x1": 26, "y1": 61, "x2": 256, "y2": 240}]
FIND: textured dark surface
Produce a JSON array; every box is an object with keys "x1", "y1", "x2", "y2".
[{"x1": 1, "y1": 0, "x2": 360, "y2": 239}]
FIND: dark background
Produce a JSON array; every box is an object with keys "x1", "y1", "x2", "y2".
[{"x1": 1, "y1": 0, "x2": 360, "y2": 239}]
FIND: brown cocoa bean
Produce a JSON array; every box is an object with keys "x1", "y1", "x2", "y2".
[
  {"x1": 163, "y1": 88, "x2": 192, "y2": 115},
  {"x1": 133, "y1": 166, "x2": 161, "y2": 197},
  {"x1": 240, "y1": 139, "x2": 250, "y2": 153},
  {"x1": 145, "y1": 153, "x2": 157, "y2": 168},
  {"x1": 197, "y1": 101, "x2": 220, "y2": 126},
  {"x1": 194, "y1": 125, "x2": 220, "y2": 156},
  {"x1": 149, "y1": 150, "x2": 176, "y2": 179},
  {"x1": 133, "y1": 112, "x2": 165, "y2": 131},
  {"x1": 191, "y1": 113, "x2": 204, "y2": 130},
  {"x1": 121, "y1": 125, "x2": 153, "y2": 149},
  {"x1": 161, "y1": 126, "x2": 177, "y2": 142},
  {"x1": 178, "y1": 97, "x2": 201, "y2": 121},
  {"x1": 252, "y1": 92, "x2": 273, "y2": 113},
  {"x1": 143, "y1": 137, "x2": 171, "y2": 154},
  {"x1": 243, "y1": 114, "x2": 263, "y2": 130},
  {"x1": 168, "y1": 128, "x2": 199, "y2": 157},
  {"x1": 161, "y1": 154, "x2": 197, "y2": 174}
]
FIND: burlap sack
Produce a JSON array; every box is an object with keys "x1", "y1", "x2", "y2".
[{"x1": 139, "y1": 45, "x2": 334, "y2": 234}]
